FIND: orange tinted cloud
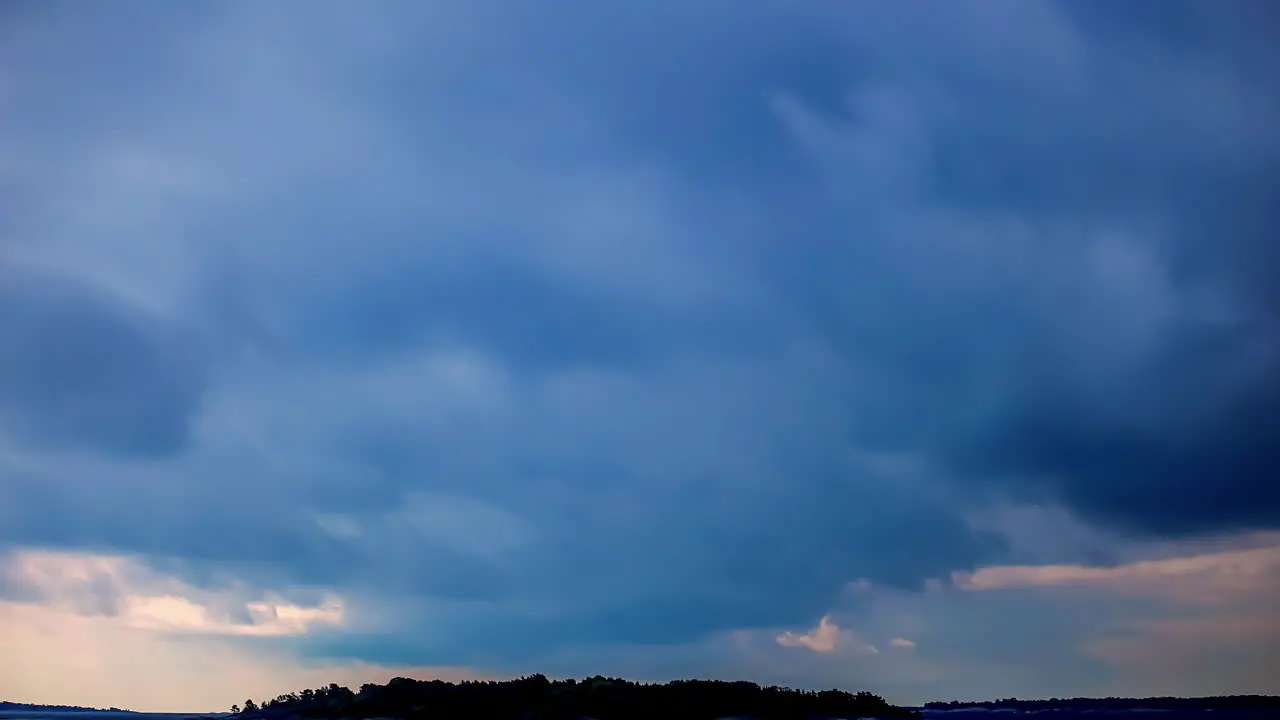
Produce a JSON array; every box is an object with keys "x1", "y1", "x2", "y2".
[
  {"x1": 945, "y1": 533, "x2": 1280, "y2": 697},
  {"x1": 776, "y1": 615, "x2": 879, "y2": 655},
  {"x1": 952, "y1": 537, "x2": 1280, "y2": 604}
]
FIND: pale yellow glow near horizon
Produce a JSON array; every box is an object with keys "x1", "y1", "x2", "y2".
[
  {"x1": 7, "y1": 535, "x2": 1277, "y2": 710},
  {"x1": 944, "y1": 533, "x2": 1280, "y2": 697},
  {"x1": 0, "y1": 598, "x2": 492, "y2": 712},
  {"x1": 0, "y1": 549, "x2": 489, "y2": 712}
]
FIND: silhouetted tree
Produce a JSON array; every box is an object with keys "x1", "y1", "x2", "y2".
[{"x1": 230, "y1": 675, "x2": 916, "y2": 720}]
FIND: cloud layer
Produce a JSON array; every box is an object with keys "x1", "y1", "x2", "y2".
[{"x1": 1, "y1": 0, "x2": 1277, "y2": 708}]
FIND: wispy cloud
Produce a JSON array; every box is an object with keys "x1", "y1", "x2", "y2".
[
  {"x1": 954, "y1": 534, "x2": 1280, "y2": 605},
  {"x1": 2, "y1": 549, "x2": 344, "y2": 636},
  {"x1": 0, "y1": 597, "x2": 491, "y2": 712},
  {"x1": 890, "y1": 637, "x2": 916, "y2": 651},
  {"x1": 0, "y1": 548, "x2": 489, "y2": 711}
]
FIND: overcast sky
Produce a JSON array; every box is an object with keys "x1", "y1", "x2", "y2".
[{"x1": 1, "y1": 0, "x2": 1278, "y2": 711}]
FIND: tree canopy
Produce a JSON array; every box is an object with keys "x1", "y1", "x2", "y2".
[{"x1": 234, "y1": 675, "x2": 915, "y2": 720}]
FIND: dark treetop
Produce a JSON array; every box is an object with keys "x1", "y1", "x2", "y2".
[
  {"x1": 0, "y1": 703, "x2": 137, "y2": 714},
  {"x1": 233, "y1": 675, "x2": 915, "y2": 720}
]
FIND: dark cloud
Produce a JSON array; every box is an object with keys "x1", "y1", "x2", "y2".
[
  {"x1": 743, "y1": 0, "x2": 1280, "y2": 539},
  {"x1": 0, "y1": 266, "x2": 208, "y2": 457},
  {"x1": 0, "y1": 0, "x2": 1277, "y2": 679},
  {"x1": 958, "y1": 367, "x2": 1280, "y2": 536}
]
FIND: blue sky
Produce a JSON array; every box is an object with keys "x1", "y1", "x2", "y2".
[{"x1": 1, "y1": 0, "x2": 1278, "y2": 711}]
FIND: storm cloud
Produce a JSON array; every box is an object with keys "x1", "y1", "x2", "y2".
[{"x1": 0, "y1": 0, "x2": 1277, "y2": 704}]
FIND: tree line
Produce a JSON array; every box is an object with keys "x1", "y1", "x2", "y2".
[
  {"x1": 0, "y1": 702, "x2": 134, "y2": 714},
  {"x1": 232, "y1": 674, "x2": 916, "y2": 720}
]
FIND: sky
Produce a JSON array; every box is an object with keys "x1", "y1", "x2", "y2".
[{"x1": 0, "y1": 0, "x2": 1278, "y2": 711}]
